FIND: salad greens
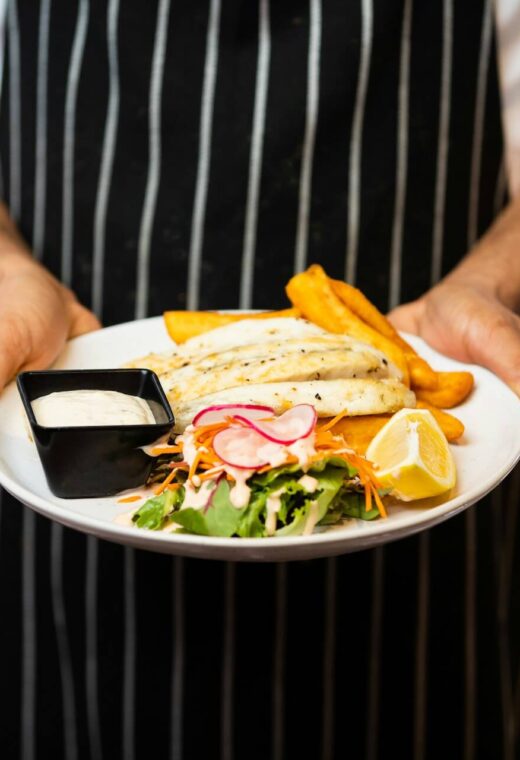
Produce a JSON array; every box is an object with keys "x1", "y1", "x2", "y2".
[{"x1": 132, "y1": 456, "x2": 382, "y2": 538}]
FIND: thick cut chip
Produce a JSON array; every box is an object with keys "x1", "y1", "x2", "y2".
[
  {"x1": 163, "y1": 308, "x2": 299, "y2": 343},
  {"x1": 286, "y1": 267, "x2": 410, "y2": 383}
]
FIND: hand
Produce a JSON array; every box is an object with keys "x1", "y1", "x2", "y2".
[
  {"x1": 0, "y1": 244, "x2": 100, "y2": 390},
  {"x1": 389, "y1": 276, "x2": 520, "y2": 396}
]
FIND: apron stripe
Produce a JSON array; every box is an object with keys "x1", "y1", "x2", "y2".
[
  {"x1": 7, "y1": 0, "x2": 20, "y2": 221},
  {"x1": 85, "y1": 537, "x2": 103, "y2": 760},
  {"x1": 321, "y1": 558, "x2": 337, "y2": 760},
  {"x1": 122, "y1": 548, "x2": 136, "y2": 760},
  {"x1": 467, "y1": 0, "x2": 493, "y2": 249},
  {"x1": 414, "y1": 534, "x2": 431, "y2": 760},
  {"x1": 50, "y1": 525, "x2": 79, "y2": 760},
  {"x1": 170, "y1": 557, "x2": 185, "y2": 760},
  {"x1": 92, "y1": 0, "x2": 121, "y2": 320},
  {"x1": 366, "y1": 546, "x2": 385, "y2": 760},
  {"x1": 32, "y1": 0, "x2": 51, "y2": 261},
  {"x1": 294, "y1": 0, "x2": 322, "y2": 274},
  {"x1": 465, "y1": 6, "x2": 493, "y2": 757},
  {"x1": 61, "y1": 0, "x2": 89, "y2": 288},
  {"x1": 431, "y1": 0, "x2": 453, "y2": 285},
  {"x1": 388, "y1": 0, "x2": 412, "y2": 311},
  {"x1": 345, "y1": 0, "x2": 373, "y2": 284},
  {"x1": 21, "y1": 511, "x2": 36, "y2": 760},
  {"x1": 239, "y1": 0, "x2": 271, "y2": 310},
  {"x1": 135, "y1": 0, "x2": 171, "y2": 320},
  {"x1": 186, "y1": 0, "x2": 222, "y2": 311},
  {"x1": 221, "y1": 563, "x2": 236, "y2": 760},
  {"x1": 272, "y1": 563, "x2": 288, "y2": 760}
]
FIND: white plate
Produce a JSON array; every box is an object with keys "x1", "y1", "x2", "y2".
[{"x1": 0, "y1": 316, "x2": 518, "y2": 562}]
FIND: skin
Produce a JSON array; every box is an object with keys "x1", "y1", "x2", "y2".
[
  {"x1": 389, "y1": 196, "x2": 520, "y2": 397},
  {"x1": 0, "y1": 199, "x2": 519, "y2": 395}
]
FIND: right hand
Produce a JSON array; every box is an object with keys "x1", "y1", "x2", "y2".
[{"x1": 0, "y1": 223, "x2": 100, "y2": 390}]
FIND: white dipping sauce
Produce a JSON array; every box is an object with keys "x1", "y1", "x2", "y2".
[{"x1": 31, "y1": 390, "x2": 156, "y2": 427}]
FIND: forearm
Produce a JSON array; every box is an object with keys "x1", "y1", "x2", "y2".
[{"x1": 445, "y1": 195, "x2": 520, "y2": 313}]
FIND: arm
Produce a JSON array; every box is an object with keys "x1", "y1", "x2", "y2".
[
  {"x1": 389, "y1": 195, "x2": 520, "y2": 396},
  {"x1": 0, "y1": 203, "x2": 100, "y2": 388}
]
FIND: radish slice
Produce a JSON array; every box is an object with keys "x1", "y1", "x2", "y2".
[
  {"x1": 212, "y1": 427, "x2": 272, "y2": 469},
  {"x1": 234, "y1": 404, "x2": 317, "y2": 444},
  {"x1": 193, "y1": 403, "x2": 274, "y2": 428}
]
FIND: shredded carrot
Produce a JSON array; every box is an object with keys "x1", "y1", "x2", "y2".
[
  {"x1": 154, "y1": 468, "x2": 178, "y2": 495},
  {"x1": 318, "y1": 410, "x2": 349, "y2": 432},
  {"x1": 151, "y1": 445, "x2": 181, "y2": 456},
  {"x1": 118, "y1": 494, "x2": 143, "y2": 504}
]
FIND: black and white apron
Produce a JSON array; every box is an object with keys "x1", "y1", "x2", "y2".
[{"x1": 0, "y1": 1, "x2": 517, "y2": 758}]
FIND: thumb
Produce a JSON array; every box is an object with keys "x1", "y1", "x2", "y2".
[
  {"x1": 469, "y1": 316, "x2": 520, "y2": 397},
  {"x1": 0, "y1": 316, "x2": 31, "y2": 389},
  {"x1": 387, "y1": 299, "x2": 425, "y2": 335},
  {"x1": 68, "y1": 300, "x2": 102, "y2": 338}
]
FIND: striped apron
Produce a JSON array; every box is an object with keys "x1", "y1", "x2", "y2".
[{"x1": 0, "y1": 1, "x2": 517, "y2": 758}]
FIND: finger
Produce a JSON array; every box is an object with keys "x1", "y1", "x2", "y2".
[
  {"x1": 68, "y1": 300, "x2": 102, "y2": 338},
  {"x1": 387, "y1": 300, "x2": 424, "y2": 334},
  {"x1": 0, "y1": 315, "x2": 32, "y2": 388},
  {"x1": 471, "y1": 315, "x2": 520, "y2": 397}
]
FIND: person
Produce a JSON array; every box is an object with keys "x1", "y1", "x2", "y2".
[{"x1": 0, "y1": 1, "x2": 518, "y2": 758}]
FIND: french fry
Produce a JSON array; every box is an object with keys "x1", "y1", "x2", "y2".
[
  {"x1": 329, "y1": 272, "x2": 439, "y2": 390},
  {"x1": 328, "y1": 404, "x2": 464, "y2": 455},
  {"x1": 407, "y1": 355, "x2": 439, "y2": 390},
  {"x1": 163, "y1": 308, "x2": 299, "y2": 343},
  {"x1": 415, "y1": 401, "x2": 465, "y2": 441},
  {"x1": 330, "y1": 414, "x2": 392, "y2": 454},
  {"x1": 286, "y1": 268, "x2": 410, "y2": 384},
  {"x1": 414, "y1": 371, "x2": 474, "y2": 408}
]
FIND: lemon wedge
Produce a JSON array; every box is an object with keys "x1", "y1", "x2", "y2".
[{"x1": 365, "y1": 408, "x2": 456, "y2": 501}]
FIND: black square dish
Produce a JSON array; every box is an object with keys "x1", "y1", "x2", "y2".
[{"x1": 17, "y1": 369, "x2": 175, "y2": 498}]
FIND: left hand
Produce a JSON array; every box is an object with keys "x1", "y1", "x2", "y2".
[{"x1": 388, "y1": 276, "x2": 520, "y2": 396}]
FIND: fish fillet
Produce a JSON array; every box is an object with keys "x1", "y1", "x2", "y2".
[{"x1": 172, "y1": 379, "x2": 416, "y2": 431}]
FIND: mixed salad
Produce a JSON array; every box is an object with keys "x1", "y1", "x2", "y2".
[{"x1": 129, "y1": 403, "x2": 388, "y2": 538}]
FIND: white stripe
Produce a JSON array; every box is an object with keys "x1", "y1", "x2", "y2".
[
  {"x1": 32, "y1": 0, "x2": 52, "y2": 260},
  {"x1": 86, "y1": 536, "x2": 102, "y2": 760},
  {"x1": 414, "y1": 533, "x2": 430, "y2": 760},
  {"x1": 272, "y1": 563, "x2": 287, "y2": 760},
  {"x1": 170, "y1": 557, "x2": 185, "y2": 760},
  {"x1": 388, "y1": 0, "x2": 413, "y2": 310},
  {"x1": 490, "y1": 486, "x2": 515, "y2": 760},
  {"x1": 61, "y1": 0, "x2": 89, "y2": 287},
  {"x1": 50, "y1": 524, "x2": 78, "y2": 760},
  {"x1": 122, "y1": 547, "x2": 136, "y2": 760},
  {"x1": 493, "y1": 155, "x2": 508, "y2": 217},
  {"x1": 0, "y1": 0, "x2": 6, "y2": 199},
  {"x1": 7, "y1": 0, "x2": 21, "y2": 221},
  {"x1": 135, "y1": 0, "x2": 171, "y2": 319},
  {"x1": 321, "y1": 558, "x2": 337, "y2": 760},
  {"x1": 239, "y1": 0, "x2": 271, "y2": 309},
  {"x1": 345, "y1": 0, "x2": 373, "y2": 284},
  {"x1": 21, "y1": 511, "x2": 36, "y2": 760},
  {"x1": 467, "y1": 0, "x2": 493, "y2": 248},
  {"x1": 465, "y1": 509, "x2": 477, "y2": 760},
  {"x1": 430, "y1": 0, "x2": 453, "y2": 286},
  {"x1": 221, "y1": 563, "x2": 236, "y2": 760},
  {"x1": 465, "y1": 8, "x2": 493, "y2": 756},
  {"x1": 92, "y1": 0, "x2": 121, "y2": 319},
  {"x1": 293, "y1": 0, "x2": 322, "y2": 274},
  {"x1": 186, "y1": 0, "x2": 222, "y2": 310},
  {"x1": 366, "y1": 546, "x2": 384, "y2": 760},
  {"x1": 0, "y1": 0, "x2": 8, "y2": 100}
]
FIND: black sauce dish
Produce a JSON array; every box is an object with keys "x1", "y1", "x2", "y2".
[{"x1": 17, "y1": 369, "x2": 175, "y2": 498}]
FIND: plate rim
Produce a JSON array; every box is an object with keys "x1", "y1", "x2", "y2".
[{"x1": 1, "y1": 314, "x2": 519, "y2": 558}]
